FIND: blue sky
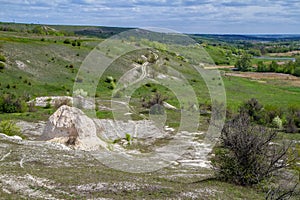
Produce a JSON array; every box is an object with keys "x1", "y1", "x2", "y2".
[{"x1": 1, "y1": 0, "x2": 300, "y2": 34}]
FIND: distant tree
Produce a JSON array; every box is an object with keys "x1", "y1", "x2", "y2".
[
  {"x1": 257, "y1": 61, "x2": 267, "y2": 72},
  {"x1": 269, "y1": 61, "x2": 279, "y2": 72},
  {"x1": 293, "y1": 67, "x2": 300, "y2": 77},
  {"x1": 285, "y1": 61, "x2": 295, "y2": 74},
  {"x1": 248, "y1": 49, "x2": 261, "y2": 57},
  {"x1": 235, "y1": 53, "x2": 252, "y2": 71}
]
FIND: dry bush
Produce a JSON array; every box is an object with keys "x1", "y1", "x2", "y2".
[
  {"x1": 212, "y1": 112, "x2": 293, "y2": 186},
  {"x1": 53, "y1": 98, "x2": 72, "y2": 109}
]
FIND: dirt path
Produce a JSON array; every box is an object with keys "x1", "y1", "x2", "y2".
[
  {"x1": 204, "y1": 65, "x2": 235, "y2": 69},
  {"x1": 132, "y1": 61, "x2": 148, "y2": 85}
]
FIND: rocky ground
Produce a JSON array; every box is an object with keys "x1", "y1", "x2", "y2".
[
  {"x1": 0, "y1": 129, "x2": 221, "y2": 199},
  {"x1": 0, "y1": 105, "x2": 224, "y2": 199},
  {"x1": 0, "y1": 106, "x2": 297, "y2": 199}
]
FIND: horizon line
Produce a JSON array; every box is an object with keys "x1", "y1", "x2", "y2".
[{"x1": 1, "y1": 20, "x2": 300, "y2": 35}]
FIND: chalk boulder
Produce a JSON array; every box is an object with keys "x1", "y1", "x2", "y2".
[{"x1": 41, "y1": 105, "x2": 106, "y2": 151}]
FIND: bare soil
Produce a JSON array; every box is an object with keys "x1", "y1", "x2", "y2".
[{"x1": 225, "y1": 72, "x2": 299, "y2": 80}]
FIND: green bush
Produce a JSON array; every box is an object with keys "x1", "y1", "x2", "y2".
[
  {"x1": 256, "y1": 61, "x2": 268, "y2": 72},
  {"x1": 293, "y1": 67, "x2": 300, "y2": 77},
  {"x1": 0, "y1": 62, "x2": 5, "y2": 70},
  {"x1": 63, "y1": 39, "x2": 71, "y2": 44},
  {"x1": 125, "y1": 133, "x2": 132, "y2": 143},
  {"x1": 0, "y1": 54, "x2": 6, "y2": 62},
  {"x1": 0, "y1": 120, "x2": 25, "y2": 139},
  {"x1": 239, "y1": 98, "x2": 263, "y2": 122},
  {"x1": 272, "y1": 116, "x2": 282, "y2": 129},
  {"x1": 0, "y1": 93, "x2": 28, "y2": 113}
]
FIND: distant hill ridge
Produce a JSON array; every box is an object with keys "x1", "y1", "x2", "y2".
[{"x1": 1, "y1": 21, "x2": 300, "y2": 41}]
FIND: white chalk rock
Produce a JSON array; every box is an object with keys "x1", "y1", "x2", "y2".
[{"x1": 41, "y1": 105, "x2": 106, "y2": 151}]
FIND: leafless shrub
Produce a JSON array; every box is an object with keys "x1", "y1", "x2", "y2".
[
  {"x1": 53, "y1": 98, "x2": 72, "y2": 109},
  {"x1": 212, "y1": 112, "x2": 294, "y2": 186},
  {"x1": 142, "y1": 92, "x2": 168, "y2": 115}
]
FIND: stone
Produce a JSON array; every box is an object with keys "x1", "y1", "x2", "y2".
[
  {"x1": 41, "y1": 105, "x2": 106, "y2": 151},
  {"x1": 28, "y1": 96, "x2": 72, "y2": 108}
]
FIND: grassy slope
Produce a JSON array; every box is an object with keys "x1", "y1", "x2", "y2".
[
  {"x1": 0, "y1": 31, "x2": 97, "y2": 96},
  {"x1": 1, "y1": 30, "x2": 300, "y2": 118}
]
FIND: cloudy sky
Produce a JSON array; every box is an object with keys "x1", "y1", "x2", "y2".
[{"x1": 1, "y1": 0, "x2": 300, "y2": 34}]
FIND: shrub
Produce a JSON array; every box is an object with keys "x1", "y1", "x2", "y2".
[
  {"x1": 125, "y1": 133, "x2": 132, "y2": 144},
  {"x1": 0, "y1": 54, "x2": 6, "y2": 62},
  {"x1": 53, "y1": 98, "x2": 72, "y2": 109},
  {"x1": 263, "y1": 105, "x2": 283, "y2": 125},
  {"x1": 0, "y1": 93, "x2": 28, "y2": 113},
  {"x1": 0, "y1": 120, "x2": 25, "y2": 139},
  {"x1": 147, "y1": 53, "x2": 157, "y2": 63},
  {"x1": 142, "y1": 92, "x2": 168, "y2": 115},
  {"x1": 272, "y1": 116, "x2": 283, "y2": 129},
  {"x1": 212, "y1": 112, "x2": 292, "y2": 186},
  {"x1": 63, "y1": 39, "x2": 71, "y2": 44},
  {"x1": 0, "y1": 62, "x2": 5, "y2": 70},
  {"x1": 239, "y1": 98, "x2": 263, "y2": 122},
  {"x1": 293, "y1": 67, "x2": 300, "y2": 77},
  {"x1": 285, "y1": 115, "x2": 298, "y2": 133},
  {"x1": 28, "y1": 101, "x2": 37, "y2": 112},
  {"x1": 257, "y1": 61, "x2": 268, "y2": 72},
  {"x1": 105, "y1": 76, "x2": 116, "y2": 90}
]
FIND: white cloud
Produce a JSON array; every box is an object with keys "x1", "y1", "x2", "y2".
[{"x1": 0, "y1": 0, "x2": 300, "y2": 33}]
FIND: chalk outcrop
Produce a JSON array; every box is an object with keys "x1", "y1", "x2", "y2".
[{"x1": 41, "y1": 105, "x2": 106, "y2": 151}]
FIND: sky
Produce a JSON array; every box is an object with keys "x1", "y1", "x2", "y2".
[{"x1": 1, "y1": 0, "x2": 300, "y2": 34}]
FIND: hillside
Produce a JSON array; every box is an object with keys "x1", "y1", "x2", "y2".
[{"x1": 0, "y1": 23, "x2": 299, "y2": 199}]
